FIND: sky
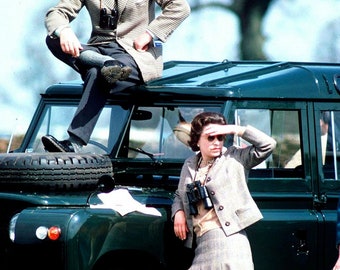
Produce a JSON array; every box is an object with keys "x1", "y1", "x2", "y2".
[{"x1": 1, "y1": 0, "x2": 340, "y2": 139}]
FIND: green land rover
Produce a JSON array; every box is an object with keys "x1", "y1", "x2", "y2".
[{"x1": 0, "y1": 60, "x2": 340, "y2": 269}]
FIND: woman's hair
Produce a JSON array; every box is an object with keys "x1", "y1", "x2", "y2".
[{"x1": 188, "y1": 112, "x2": 226, "y2": 151}]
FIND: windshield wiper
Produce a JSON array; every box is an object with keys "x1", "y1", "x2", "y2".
[{"x1": 124, "y1": 146, "x2": 164, "y2": 162}]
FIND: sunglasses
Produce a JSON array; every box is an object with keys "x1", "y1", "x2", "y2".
[{"x1": 207, "y1": 135, "x2": 225, "y2": 142}]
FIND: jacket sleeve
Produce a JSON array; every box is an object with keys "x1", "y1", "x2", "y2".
[
  {"x1": 171, "y1": 164, "x2": 188, "y2": 219},
  {"x1": 148, "y1": 0, "x2": 191, "y2": 42},
  {"x1": 45, "y1": 0, "x2": 84, "y2": 36},
  {"x1": 171, "y1": 190, "x2": 183, "y2": 220},
  {"x1": 234, "y1": 125, "x2": 277, "y2": 170}
]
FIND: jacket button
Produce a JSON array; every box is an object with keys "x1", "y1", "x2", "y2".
[
  {"x1": 206, "y1": 177, "x2": 211, "y2": 182},
  {"x1": 210, "y1": 191, "x2": 215, "y2": 196},
  {"x1": 225, "y1": 221, "x2": 230, "y2": 226},
  {"x1": 218, "y1": 206, "x2": 224, "y2": 211}
]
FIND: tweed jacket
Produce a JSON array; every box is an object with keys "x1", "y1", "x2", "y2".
[
  {"x1": 45, "y1": 0, "x2": 190, "y2": 82},
  {"x1": 171, "y1": 125, "x2": 277, "y2": 248}
]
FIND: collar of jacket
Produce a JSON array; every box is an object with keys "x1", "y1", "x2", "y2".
[{"x1": 186, "y1": 147, "x2": 228, "y2": 180}]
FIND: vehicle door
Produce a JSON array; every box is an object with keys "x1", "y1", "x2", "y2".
[
  {"x1": 226, "y1": 100, "x2": 320, "y2": 270},
  {"x1": 314, "y1": 102, "x2": 340, "y2": 269}
]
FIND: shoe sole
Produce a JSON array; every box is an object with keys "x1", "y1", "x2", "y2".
[
  {"x1": 42, "y1": 136, "x2": 67, "y2": 152},
  {"x1": 101, "y1": 65, "x2": 123, "y2": 84},
  {"x1": 119, "y1": 66, "x2": 132, "y2": 81}
]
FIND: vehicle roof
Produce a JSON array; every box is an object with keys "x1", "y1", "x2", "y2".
[{"x1": 44, "y1": 60, "x2": 340, "y2": 100}]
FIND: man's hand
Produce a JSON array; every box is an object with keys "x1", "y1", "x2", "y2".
[
  {"x1": 133, "y1": 32, "x2": 153, "y2": 52},
  {"x1": 59, "y1": 27, "x2": 83, "y2": 57}
]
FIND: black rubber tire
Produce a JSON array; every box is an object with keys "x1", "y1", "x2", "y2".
[{"x1": 0, "y1": 152, "x2": 113, "y2": 191}]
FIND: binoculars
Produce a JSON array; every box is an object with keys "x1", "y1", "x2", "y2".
[
  {"x1": 186, "y1": 181, "x2": 213, "y2": 216},
  {"x1": 99, "y1": 8, "x2": 118, "y2": 30}
]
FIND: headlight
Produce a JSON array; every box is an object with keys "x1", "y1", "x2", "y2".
[{"x1": 9, "y1": 213, "x2": 19, "y2": 242}]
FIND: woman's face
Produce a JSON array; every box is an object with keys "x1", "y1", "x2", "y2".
[{"x1": 198, "y1": 124, "x2": 224, "y2": 160}]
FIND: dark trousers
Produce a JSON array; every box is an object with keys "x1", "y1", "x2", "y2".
[{"x1": 46, "y1": 36, "x2": 142, "y2": 145}]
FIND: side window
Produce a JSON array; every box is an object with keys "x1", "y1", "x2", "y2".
[
  {"x1": 322, "y1": 110, "x2": 340, "y2": 180},
  {"x1": 126, "y1": 106, "x2": 220, "y2": 160},
  {"x1": 234, "y1": 109, "x2": 302, "y2": 177}
]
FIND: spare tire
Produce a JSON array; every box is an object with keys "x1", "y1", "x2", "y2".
[{"x1": 0, "y1": 152, "x2": 113, "y2": 191}]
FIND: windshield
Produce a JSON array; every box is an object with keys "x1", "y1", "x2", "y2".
[
  {"x1": 117, "y1": 106, "x2": 221, "y2": 161},
  {"x1": 24, "y1": 103, "x2": 130, "y2": 154}
]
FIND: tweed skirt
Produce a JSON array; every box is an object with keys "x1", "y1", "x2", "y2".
[{"x1": 188, "y1": 228, "x2": 254, "y2": 270}]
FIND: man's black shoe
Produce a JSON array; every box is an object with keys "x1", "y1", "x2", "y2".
[{"x1": 42, "y1": 135, "x2": 75, "y2": 152}]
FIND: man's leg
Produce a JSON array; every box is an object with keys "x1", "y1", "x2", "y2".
[
  {"x1": 67, "y1": 43, "x2": 143, "y2": 144},
  {"x1": 43, "y1": 38, "x2": 142, "y2": 152},
  {"x1": 66, "y1": 67, "x2": 109, "y2": 146},
  {"x1": 78, "y1": 50, "x2": 132, "y2": 84},
  {"x1": 46, "y1": 35, "x2": 134, "y2": 84}
]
